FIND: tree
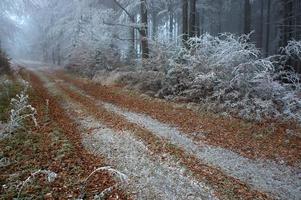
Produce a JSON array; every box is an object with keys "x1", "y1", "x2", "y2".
[
  {"x1": 258, "y1": 0, "x2": 264, "y2": 49},
  {"x1": 0, "y1": 0, "x2": 39, "y2": 52},
  {"x1": 265, "y1": 0, "x2": 271, "y2": 56},
  {"x1": 167, "y1": 0, "x2": 175, "y2": 41},
  {"x1": 189, "y1": 0, "x2": 197, "y2": 37},
  {"x1": 244, "y1": 0, "x2": 251, "y2": 34},
  {"x1": 140, "y1": 0, "x2": 149, "y2": 59},
  {"x1": 182, "y1": 0, "x2": 189, "y2": 45},
  {"x1": 110, "y1": 0, "x2": 149, "y2": 60},
  {"x1": 150, "y1": 9, "x2": 158, "y2": 39}
]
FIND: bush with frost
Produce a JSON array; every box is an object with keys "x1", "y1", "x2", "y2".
[
  {"x1": 7, "y1": 81, "x2": 38, "y2": 134},
  {"x1": 66, "y1": 45, "x2": 122, "y2": 79},
  {"x1": 78, "y1": 166, "x2": 127, "y2": 200},
  {"x1": 96, "y1": 33, "x2": 300, "y2": 122},
  {"x1": 185, "y1": 33, "x2": 260, "y2": 72},
  {"x1": 155, "y1": 34, "x2": 301, "y2": 122},
  {"x1": 157, "y1": 66, "x2": 193, "y2": 98},
  {"x1": 147, "y1": 38, "x2": 183, "y2": 72},
  {"x1": 158, "y1": 33, "x2": 261, "y2": 98},
  {"x1": 282, "y1": 40, "x2": 301, "y2": 61},
  {"x1": 159, "y1": 33, "x2": 263, "y2": 99},
  {"x1": 17, "y1": 170, "x2": 57, "y2": 199}
]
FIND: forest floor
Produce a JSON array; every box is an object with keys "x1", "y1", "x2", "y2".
[{"x1": 1, "y1": 62, "x2": 301, "y2": 200}]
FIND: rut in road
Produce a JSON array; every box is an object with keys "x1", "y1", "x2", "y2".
[
  {"x1": 34, "y1": 70, "x2": 217, "y2": 200},
  {"x1": 52, "y1": 72, "x2": 301, "y2": 200}
]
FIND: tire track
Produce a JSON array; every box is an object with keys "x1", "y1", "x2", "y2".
[
  {"x1": 43, "y1": 70, "x2": 270, "y2": 200},
  {"x1": 33, "y1": 70, "x2": 217, "y2": 200},
  {"x1": 102, "y1": 102, "x2": 301, "y2": 200}
]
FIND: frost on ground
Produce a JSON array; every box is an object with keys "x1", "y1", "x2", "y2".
[
  {"x1": 102, "y1": 102, "x2": 301, "y2": 200},
  {"x1": 82, "y1": 122, "x2": 216, "y2": 200},
  {"x1": 37, "y1": 71, "x2": 217, "y2": 200},
  {"x1": 65, "y1": 99, "x2": 216, "y2": 200}
]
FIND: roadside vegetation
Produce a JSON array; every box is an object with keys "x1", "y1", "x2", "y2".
[{"x1": 87, "y1": 35, "x2": 301, "y2": 124}]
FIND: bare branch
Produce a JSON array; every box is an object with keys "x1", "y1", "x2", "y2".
[
  {"x1": 102, "y1": 20, "x2": 142, "y2": 34},
  {"x1": 112, "y1": 0, "x2": 136, "y2": 23}
]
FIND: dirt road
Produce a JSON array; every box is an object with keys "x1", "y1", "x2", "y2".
[{"x1": 23, "y1": 65, "x2": 301, "y2": 200}]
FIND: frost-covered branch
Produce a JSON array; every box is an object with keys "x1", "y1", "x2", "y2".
[
  {"x1": 17, "y1": 170, "x2": 57, "y2": 199},
  {"x1": 282, "y1": 40, "x2": 301, "y2": 61},
  {"x1": 6, "y1": 81, "x2": 38, "y2": 134},
  {"x1": 78, "y1": 166, "x2": 127, "y2": 200}
]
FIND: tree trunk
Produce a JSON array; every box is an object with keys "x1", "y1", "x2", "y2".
[
  {"x1": 200, "y1": 8, "x2": 205, "y2": 34},
  {"x1": 258, "y1": 0, "x2": 264, "y2": 49},
  {"x1": 189, "y1": 0, "x2": 197, "y2": 37},
  {"x1": 218, "y1": 8, "x2": 222, "y2": 33},
  {"x1": 57, "y1": 44, "x2": 61, "y2": 65},
  {"x1": 52, "y1": 49, "x2": 55, "y2": 64},
  {"x1": 169, "y1": 11, "x2": 174, "y2": 41},
  {"x1": 244, "y1": 0, "x2": 251, "y2": 34},
  {"x1": 140, "y1": 0, "x2": 149, "y2": 59},
  {"x1": 196, "y1": 11, "x2": 201, "y2": 36},
  {"x1": 265, "y1": 0, "x2": 271, "y2": 56},
  {"x1": 282, "y1": 0, "x2": 294, "y2": 46},
  {"x1": 151, "y1": 12, "x2": 157, "y2": 40},
  {"x1": 182, "y1": 0, "x2": 189, "y2": 45},
  {"x1": 129, "y1": 25, "x2": 135, "y2": 58}
]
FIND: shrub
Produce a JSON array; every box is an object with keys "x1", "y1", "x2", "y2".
[
  {"x1": 89, "y1": 33, "x2": 300, "y2": 123},
  {"x1": 7, "y1": 81, "x2": 38, "y2": 134},
  {"x1": 17, "y1": 170, "x2": 57, "y2": 199},
  {"x1": 149, "y1": 35, "x2": 301, "y2": 123},
  {"x1": 185, "y1": 33, "x2": 260, "y2": 72},
  {"x1": 78, "y1": 166, "x2": 127, "y2": 200},
  {"x1": 282, "y1": 40, "x2": 301, "y2": 61},
  {"x1": 65, "y1": 45, "x2": 122, "y2": 79}
]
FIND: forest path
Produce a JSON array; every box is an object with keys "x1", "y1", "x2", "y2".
[
  {"x1": 29, "y1": 69, "x2": 217, "y2": 200},
  {"x1": 24, "y1": 66, "x2": 301, "y2": 200}
]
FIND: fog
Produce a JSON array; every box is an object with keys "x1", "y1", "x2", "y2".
[{"x1": 0, "y1": 0, "x2": 300, "y2": 68}]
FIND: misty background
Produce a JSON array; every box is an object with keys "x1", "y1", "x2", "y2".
[{"x1": 0, "y1": 0, "x2": 300, "y2": 72}]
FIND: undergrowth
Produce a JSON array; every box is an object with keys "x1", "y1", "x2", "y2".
[{"x1": 90, "y1": 34, "x2": 301, "y2": 124}]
